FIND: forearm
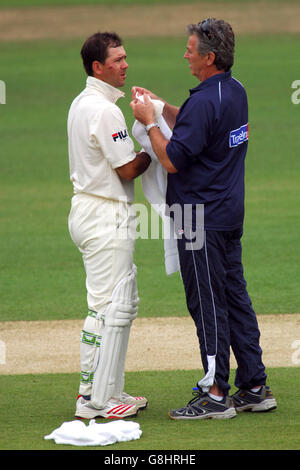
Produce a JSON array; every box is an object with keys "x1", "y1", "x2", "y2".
[
  {"x1": 162, "y1": 102, "x2": 179, "y2": 130},
  {"x1": 148, "y1": 126, "x2": 177, "y2": 174},
  {"x1": 116, "y1": 151, "x2": 151, "y2": 181},
  {"x1": 147, "y1": 94, "x2": 179, "y2": 129},
  {"x1": 134, "y1": 151, "x2": 152, "y2": 176}
]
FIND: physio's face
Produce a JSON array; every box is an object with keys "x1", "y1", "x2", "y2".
[
  {"x1": 100, "y1": 45, "x2": 129, "y2": 88},
  {"x1": 184, "y1": 35, "x2": 207, "y2": 81}
]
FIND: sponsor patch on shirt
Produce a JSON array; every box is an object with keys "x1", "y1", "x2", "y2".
[
  {"x1": 112, "y1": 129, "x2": 128, "y2": 142},
  {"x1": 229, "y1": 123, "x2": 249, "y2": 148}
]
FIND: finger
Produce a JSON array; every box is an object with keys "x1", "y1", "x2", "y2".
[
  {"x1": 131, "y1": 86, "x2": 138, "y2": 99},
  {"x1": 130, "y1": 98, "x2": 139, "y2": 109},
  {"x1": 132, "y1": 86, "x2": 142, "y2": 97},
  {"x1": 143, "y1": 93, "x2": 151, "y2": 103}
]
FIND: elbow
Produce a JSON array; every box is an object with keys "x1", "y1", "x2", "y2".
[
  {"x1": 116, "y1": 154, "x2": 151, "y2": 181},
  {"x1": 125, "y1": 175, "x2": 135, "y2": 181},
  {"x1": 116, "y1": 164, "x2": 137, "y2": 181},
  {"x1": 164, "y1": 160, "x2": 178, "y2": 174},
  {"x1": 164, "y1": 150, "x2": 177, "y2": 174},
  {"x1": 120, "y1": 172, "x2": 135, "y2": 182},
  {"x1": 167, "y1": 165, "x2": 178, "y2": 174}
]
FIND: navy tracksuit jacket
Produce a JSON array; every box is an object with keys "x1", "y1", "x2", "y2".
[{"x1": 166, "y1": 70, "x2": 266, "y2": 394}]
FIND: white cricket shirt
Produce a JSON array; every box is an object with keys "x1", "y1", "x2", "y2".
[{"x1": 67, "y1": 76, "x2": 136, "y2": 203}]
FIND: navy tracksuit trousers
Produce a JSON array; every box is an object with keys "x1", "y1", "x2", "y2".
[{"x1": 177, "y1": 227, "x2": 267, "y2": 395}]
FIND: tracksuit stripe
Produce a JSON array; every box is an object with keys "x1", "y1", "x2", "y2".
[
  {"x1": 190, "y1": 230, "x2": 218, "y2": 356},
  {"x1": 203, "y1": 233, "x2": 218, "y2": 356},
  {"x1": 190, "y1": 228, "x2": 207, "y2": 351}
]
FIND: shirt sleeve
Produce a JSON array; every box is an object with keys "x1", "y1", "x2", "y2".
[
  {"x1": 166, "y1": 96, "x2": 214, "y2": 171},
  {"x1": 91, "y1": 104, "x2": 136, "y2": 169}
]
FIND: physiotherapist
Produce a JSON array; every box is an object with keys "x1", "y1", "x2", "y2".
[{"x1": 130, "y1": 18, "x2": 277, "y2": 420}]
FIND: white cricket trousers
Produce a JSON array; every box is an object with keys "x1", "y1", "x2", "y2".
[
  {"x1": 68, "y1": 193, "x2": 137, "y2": 397},
  {"x1": 68, "y1": 193, "x2": 136, "y2": 314}
]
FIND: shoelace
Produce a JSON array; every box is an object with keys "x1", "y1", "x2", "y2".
[{"x1": 186, "y1": 387, "x2": 205, "y2": 406}]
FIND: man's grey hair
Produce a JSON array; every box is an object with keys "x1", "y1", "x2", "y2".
[{"x1": 187, "y1": 18, "x2": 235, "y2": 71}]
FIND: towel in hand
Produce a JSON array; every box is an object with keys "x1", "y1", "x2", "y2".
[
  {"x1": 44, "y1": 419, "x2": 142, "y2": 447},
  {"x1": 132, "y1": 95, "x2": 180, "y2": 275}
]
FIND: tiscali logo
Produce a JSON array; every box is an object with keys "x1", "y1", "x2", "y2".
[{"x1": 229, "y1": 123, "x2": 249, "y2": 148}]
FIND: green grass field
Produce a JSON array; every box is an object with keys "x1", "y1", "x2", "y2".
[
  {"x1": 0, "y1": 1, "x2": 300, "y2": 452},
  {"x1": 0, "y1": 368, "x2": 299, "y2": 451}
]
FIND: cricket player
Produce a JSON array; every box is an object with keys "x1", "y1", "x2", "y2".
[{"x1": 67, "y1": 32, "x2": 150, "y2": 419}]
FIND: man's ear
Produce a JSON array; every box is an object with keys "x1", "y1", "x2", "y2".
[
  {"x1": 207, "y1": 51, "x2": 216, "y2": 66},
  {"x1": 92, "y1": 60, "x2": 103, "y2": 78}
]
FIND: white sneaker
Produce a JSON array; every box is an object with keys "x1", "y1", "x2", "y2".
[
  {"x1": 75, "y1": 396, "x2": 139, "y2": 419},
  {"x1": 119, "y1": 392, "x2": 148, "y2": 410}
]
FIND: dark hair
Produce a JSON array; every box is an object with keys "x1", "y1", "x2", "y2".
[
  {"x1": 80, "y1": 32, "x2": 123, "y2": 76},
  {"x1": 187, "y1": 18, "x2": 235, "y2": 71}
]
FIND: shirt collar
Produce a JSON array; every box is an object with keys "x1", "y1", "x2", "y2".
[
  {"x1": 85, "y1": 76, "x2": 125, "y2": 103},
  {"x1": 190, "y1": 70, "x2": 232, "y2": 94}
]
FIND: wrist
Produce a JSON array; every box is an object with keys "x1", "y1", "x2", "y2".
[{"x1": 145, "y1": 122, "x2": 159, "y2": 134}]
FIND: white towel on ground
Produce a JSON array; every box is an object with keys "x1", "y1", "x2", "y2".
[
  {"x1": 44, "y1": 419, "x2": 142, "y2": 447},
  {"x1": 132, "y1": 95, "x2": 180, "y2": 275}
]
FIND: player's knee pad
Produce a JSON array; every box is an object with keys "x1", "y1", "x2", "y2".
[
  {"x1": 108, "y1": 263, "x2": 139, "y2": 322},
  {"x1": 97, "y1": 263, "x2": 138, "y2": 327},
  {"x1": 91, "y1": 266, "x2": 139, "y2": 408}
]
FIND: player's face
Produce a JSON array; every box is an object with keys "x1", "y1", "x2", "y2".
[
  {"x1": 100, "y1": 45, "x2": 128, "y2": 88},
  {"x1": 184, "y1": 35, "x2": 208, "y2": 81}
]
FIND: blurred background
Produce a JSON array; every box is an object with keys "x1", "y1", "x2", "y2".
[{"x1": 0, "y1": 0, "x2": 299, "y2": 322}]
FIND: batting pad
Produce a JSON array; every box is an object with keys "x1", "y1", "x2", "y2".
[
  {"x1": 91, "y1": 265, "x2": 139, "y2": 409},
  {"x1": 79, "y1": 313, "x2": 103, "y2": 396}
]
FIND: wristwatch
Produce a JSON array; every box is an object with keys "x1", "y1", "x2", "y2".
[{"x1": 145, "y1": 122, "x2": 159, "y2": 134}]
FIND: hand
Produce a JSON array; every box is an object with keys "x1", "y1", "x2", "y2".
[
  {"x1": 130, "y1": 93, "x2": 156, "y2": 126},
  {"x1": 131, "y1": 86, "x2": 158, "y2": 101}
]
